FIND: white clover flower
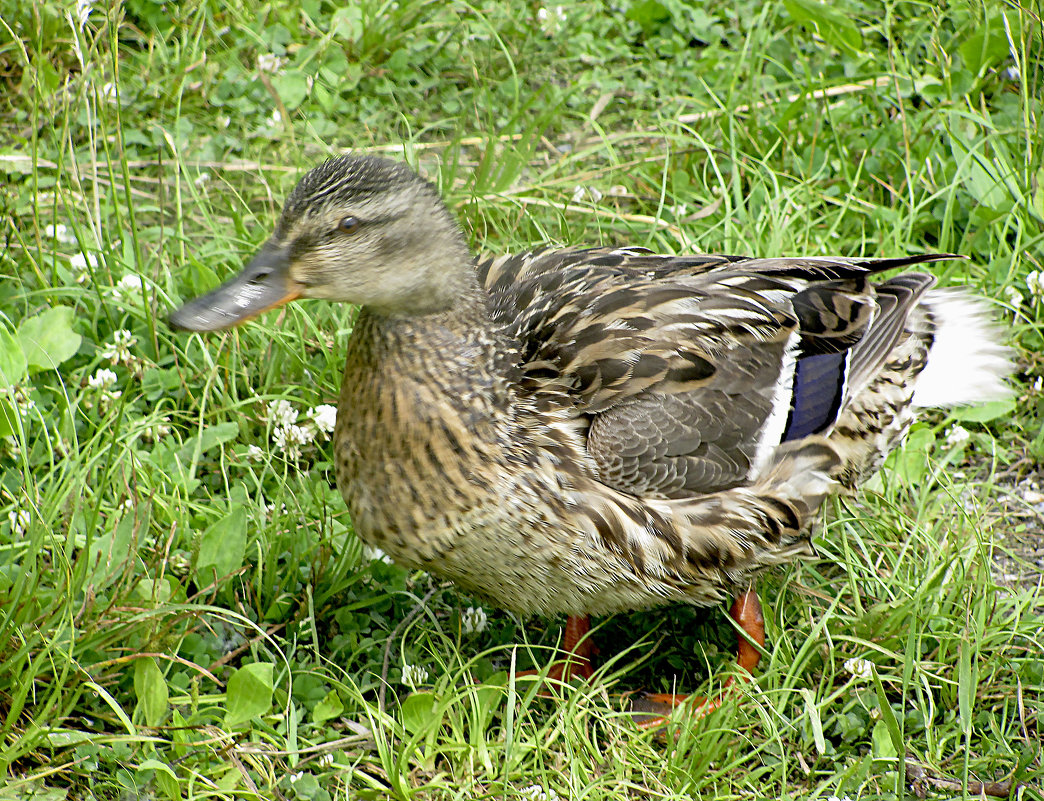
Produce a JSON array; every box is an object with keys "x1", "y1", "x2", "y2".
[
  {"x1": 141, "y1": 417, "x2": 171, "y2": 444},
  {"x1": 521, "y1": 785, "x2": 559, "y2": 801},
  {"x1": 536, "y1": 6, "x2": 567, "y2": 35},
  {"x1": 317, "y1": 753, "x2": 334, "y2": 767},
  {"x1": 194, "y1": 171, "x2": 211, "y2": 187},
  {"x1": 1003, "y1": 285, "x2": 1024, "y2": 309},
  {"x1": 401, "y1": 663, "x2": 429, "y2": 688},
  {"x1": 88, "y1": 368, "x2": 118, "y2": 390},
  {"x1": 100, "y1": 329, "x2": 137, "y2": 365},
  {"x1": 268, "y1": 399, "x2": 299, "y2": 428},
  {"x1": 1034, "y1": 376, "x2": 1043, "y2": 393},
  {"x1": 288, "y1": 771, "x2": 304, "y2": 784},
  {"x1": 45, "y1": 223, "x2": 77, "y2": 244},
  {"x1": 363, "y1": 545, "x2": 392, "y2": 564},
  {"x1": 310, "y1": 404, "x2": 337, "y2": 436},
  {"x1": 944, "y1": 425, "x2": 971, "y2": 448},
  {"x1": 7, "y1": 509, "x2": 30, "y2": 536},
  {"x1": 272, "y1": 423, "x2": 315, "y2": 459},
  {"x1": 69, "y1": 252, "x2": 98, "y2": 271},
  {"x1": 271, "y1": 426, "x2": 291, "y2": 453},
  {"x1": 571, "y1": 185, "x2": 603, "y2": 204},
  {"x1": 270, "y1": 109, "x2": 282, "y2": 125},
  {"x1": 291, "y1": 424, "x2": 315, "y2": 447},
  {"x1": 257, "y1": 53, "x2": 286, "y2": 74},
  {"x1": 1026, "y1": 270, "x2": 1044, "y2": 301},
  {"x1": 112, "y1": 274, "x2": 143, "y2": 303},
  {"x1": 100, "y1": 82, "x2": 117, "y2": 102},
  {"x1": 843, "y1": 657, "x2": 873, "y2": 681},
  {"x1": 246, "y1": 444, "x2": 265, "y2": 461},
  {"x1": 462, "y1": 606, "x2": 488, "y2": 634}
]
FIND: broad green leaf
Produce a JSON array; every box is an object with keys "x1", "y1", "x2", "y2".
[
  {"x1": 312, "y1": 689, "x2": 344, "y2": 725},
  {"x1": 137, "y1": 759, "x2": 180, "y2": 801},
  {"x1": 225, "y1": 662, "x2": 274, "y2": 726},
  {"x1": 134, "y1": 657, "x2": 169, "y2": 727},
  {"x1": 400, "y1": 691, "x2": 440, "y2": 736},
  {"x1": 0, "y1": 327, "x2": 27, "y2": 388},
  {"x1": 178, "y1": 421, "x2": 240, "y2": 462},
  {"x1": 887, "y1": 425, "x2": 935, "y2": 486},
  {"x1": 330, "y1": 6, "x2": 363, "y2": 41},
  {"x1": 871, "y1": 719, "x2": 897, "y2": 759},
  {"x1": 133, "y1": 577, "x2": 175, "y2": 604},
  {"x1": 287, "y1": 773, "x2": 321, "y2": 799},
  {"x1": 141, "y1": 367, "x2": 182, "y2": 402},
  {"x1": 196, "y1": 504, "x2": 247, "y2": 580},
  {"x1": 959, "y1": 20, "x2": 1010, "y2": 76},
  {"x1": 0, "y1": 398, "x2": 16, "y2": 438},
  {"x1": 625, "y1": 0, "x2": 669, "y2": 34},
  {"x1": 947, "y1": 123, "x2": 1017, "y2": 214},
  {"x1": 17, "y1": 306, "x2": 82, "y2": 373},
  {"x1": 88, "y1": 512, "x2": 140, "y2": 588},
  {"x1": 948, "y1": 398, "x2": 1016, "y2": 423},
  {"x1": 44, "y1": 729, "x2": 96, "y2": 747},
  {"x1": 272, "y1": 70, "x2": 310, "y2": 109},
  {"x1": 783, "y1": 0, "x2": 863, "y2": 54},
  {"x1": 870, "y1": 666, "x2": 903, "y2": 759}
]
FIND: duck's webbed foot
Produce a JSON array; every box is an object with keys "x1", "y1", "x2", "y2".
[{"x1": 628, "y1": 588, "x2": 765, "y2": 728}]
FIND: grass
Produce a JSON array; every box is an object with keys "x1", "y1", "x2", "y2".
[{"x1": 1, "y1": 0, "x2": 1042, "y2": 798}]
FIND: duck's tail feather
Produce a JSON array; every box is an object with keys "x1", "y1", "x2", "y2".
[{"x1": 912, "y1": 289, "x2": 1014, "y2": 408}]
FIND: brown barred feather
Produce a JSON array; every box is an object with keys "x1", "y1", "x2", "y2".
[
  {"x1": 174, "y1": 156, "x2": 1011, "y2": 618},
  {"x1": 337, "y1": 240, "x2": 965, "y2": 615}
]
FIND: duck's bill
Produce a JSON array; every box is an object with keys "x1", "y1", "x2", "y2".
[{"x1": 169, "y1": 246, "x2": 300, "y2": 332}]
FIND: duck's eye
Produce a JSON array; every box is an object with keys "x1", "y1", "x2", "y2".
[{"x1": 338, "y1": 216, "x2": 362, "y2": 235}]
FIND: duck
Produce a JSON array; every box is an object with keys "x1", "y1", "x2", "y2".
[{"x1": 170, "y1": 154, "x2": 1012, "y2": 715}]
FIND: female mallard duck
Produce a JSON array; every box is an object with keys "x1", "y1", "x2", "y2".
[{"x1": 171, "y1": 155, "x2": 1011, "y2": 711}]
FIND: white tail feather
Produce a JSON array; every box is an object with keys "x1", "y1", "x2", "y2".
[{"x1": 912, "y1": 290, "x2": 1014, "y2": 407}]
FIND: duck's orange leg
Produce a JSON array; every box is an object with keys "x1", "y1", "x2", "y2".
[
  {"x1": 516, "y1": 613, "x2": 596, "y2": 688},
  {"x1": 554, "y1": 613, "x2": 596, "y2": 681},
  {"x1": 630, "y1": 588, "x2": 765, "y2": 726}
]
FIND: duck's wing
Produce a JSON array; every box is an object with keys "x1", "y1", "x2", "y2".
[{"x1": 479, "y1": 247, "x2": 944, "y2": 500}]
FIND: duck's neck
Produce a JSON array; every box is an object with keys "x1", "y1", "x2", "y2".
[
  {"x1": 335, "y1": 279, "x2": 517, "y2": 549},
  {"x1": 347, "y1": 279, "x2": 507, "y2": 389},
  {"x1": 336, "y1": 275, "x2": 511, "y2": 484}
]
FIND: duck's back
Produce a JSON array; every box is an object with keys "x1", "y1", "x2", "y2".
[
  {"x1": 338, "y1": 246, "x2": 1009, "y2": 615},
  {"x1": 478, "y1": 248, "x2": 1007, "y2": 504}
]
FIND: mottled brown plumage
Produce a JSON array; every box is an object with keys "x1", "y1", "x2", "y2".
[{"x1": 170, "y1": 155, "x2": 1012, "y2": 623}]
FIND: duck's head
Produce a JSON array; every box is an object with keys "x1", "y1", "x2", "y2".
[{"x1": 169, "y1": 155, "x2": 472, "y2": 331}]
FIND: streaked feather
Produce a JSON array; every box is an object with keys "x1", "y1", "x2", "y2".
[{"x1": 196, "y1": 156, "x2": 1013, "y2": 617}]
